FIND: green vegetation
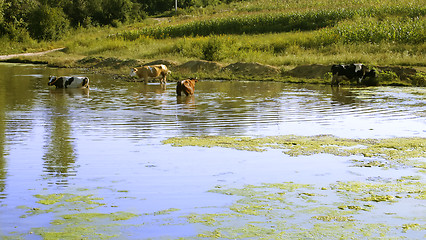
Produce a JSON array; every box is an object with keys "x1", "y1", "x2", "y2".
[
  {"x1": 118, "y1": 6, "x2": 425, "y2": 40},
  {"x1": 163, "y1": 135, "x2": 426, "y2": 169},
  {"x1": 0, "y1": 0, "x2": 425, "y2": 85},
  {"x1": 10, "y1": 192, "x2": 138, "y2": 239},
  {"x1": 186, "y1": 179, "x2": 426, "y2": 238}
]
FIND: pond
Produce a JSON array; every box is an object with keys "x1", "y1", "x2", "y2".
[{"x1": 0, "y1": 63, "x2": 425, "y2": 239}]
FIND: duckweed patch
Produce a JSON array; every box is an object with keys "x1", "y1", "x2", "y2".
[
  {"x1": 150, "y1": 208, "x2": 180, "y2": 216},
  {"x1": 17, "y1": 192, "x2": 141, "y2": 239},
  {"x1": 331, "y1": 177, "x2": 426, "y2": 200},
  {"x1": 163, "y1": 135, "x2": 426, "y2": 169},
  {"x1": 312, "y1": 215, "x2": 355, "y2": 222},
  {"x1": 186, "y1": 180, "x2": 426, "y2": 238}
]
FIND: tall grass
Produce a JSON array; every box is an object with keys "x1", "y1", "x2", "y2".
[
  {"x1": 316, "y1": 17, "x2": 425, "y2": 45},
  {"x1": 116, "y1": 6, "x2": 425, "y2": 40}
]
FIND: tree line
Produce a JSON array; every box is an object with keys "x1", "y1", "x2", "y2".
[{"x1": 0, "y1": 0, "x2": 242, "y2": 41}]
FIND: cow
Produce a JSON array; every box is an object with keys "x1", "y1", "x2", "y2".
[
  {"x1": 130, "y1": 64, "x2": 171, "y2": 84},
  {"x1": 331, "y1": 64, "x2": 377, "y2": 86},
  {"x1": 176, "y1": 78, "x2": 198, "y2": 96},
  {"x1": 48, "y1": 76, "x2": 90, "y2": 88}
]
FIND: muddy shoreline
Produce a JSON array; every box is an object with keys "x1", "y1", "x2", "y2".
[{"x1": 1, "y1": 50, "x2": 425, "y2": 86}]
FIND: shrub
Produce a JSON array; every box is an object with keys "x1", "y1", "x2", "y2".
[
  {"x1": 101, "y1": 0, "x2": 132, "y2": 25},
  {"x1": 202, "y1": 36, "x2": 223, "y2": 61},
  {"x1": 377, "y1": 70, "x2": 400, "y2": 84},
  {"x1": 0, "y1": 20, "x2": 32, "y2": 42},
  {"x1": 410, "y1": 72, "x2": 426, "y2": 86},
  {"x1": 28, "y1": 5, "x2": 69, "y2": 40}
]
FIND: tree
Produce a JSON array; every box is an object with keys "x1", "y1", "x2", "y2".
[
  {"x1": 101, "y1": 0, "x2": 132, "y2": 25},
  {"x1": 28, "y1": 5, "x2": 69, "y2": 40},
  {"x1": 0, "y1": 0, "x2": 6, "y2": 24}
]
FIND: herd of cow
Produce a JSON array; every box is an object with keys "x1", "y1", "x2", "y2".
[{"x1": 47, "y1": 63, "x2": 377, "y2": 94}]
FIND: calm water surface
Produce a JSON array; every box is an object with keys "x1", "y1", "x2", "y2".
[{"x1": 0, "y1": 63, "x2": 425, "y2": 238}]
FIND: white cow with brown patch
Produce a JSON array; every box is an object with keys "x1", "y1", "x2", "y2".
[{"x1": 130, "y1": 64, "x2": 171, "y2": 84}]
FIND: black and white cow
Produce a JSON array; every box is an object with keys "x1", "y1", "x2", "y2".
[
  {"x1": 331, "y1": 64, "x2": 376, "y2": 85},
  {"x1": 48, "y1": 76, "x2": 90, "y2": 88}
]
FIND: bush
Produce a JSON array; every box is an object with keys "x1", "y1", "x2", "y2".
[
  {"x1": 28, "y1": 5, "x2": 69, "y2": 40},
  {"x1": 101, "y1": 0, "x2": 132, "y2": 25},
  {"x1": 202, "y1": 36, "x2": 223, "y2": 61},
  {"x1": 410, "y1": 72, "x2": 426, "y2": 86},
  {"x1": 0, "y1": 20, "x2": 32, "y2": 42},
  {"x1": 377, "y1": 70, "x2": 400, "y2": 85}
]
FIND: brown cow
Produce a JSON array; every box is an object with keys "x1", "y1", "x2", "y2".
[
  {"x1": 176, "y1": 78, "x2": 198, "y2": 96},
  {"x1": 130, "y1": 64, "x2": 171, "y2": 84}
]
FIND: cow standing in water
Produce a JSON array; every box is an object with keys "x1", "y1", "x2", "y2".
[
  {"x1": 176, "y1": 78, "x2": 198, "y2": 96},
  {"x1": 48, "y1": 76, "x2": 90, "y2": 88},
  {"x1": 331, "y1": 64, "x2": 377, "y2": 86},
  {"x1": 130, "y1": 64, "x2": 171, "y2": 84}
]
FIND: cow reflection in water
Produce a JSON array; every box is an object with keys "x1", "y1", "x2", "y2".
[
  {"x1": 177, "y1": 94, "x2": 196, "y2": 108},
  {"x1": 330, "y1": 87, "x2": 360, "y2": 105},
  {"x1": 43, "y1": 90, "x2": 79, "y2": 186},
  {"x1": 49, "y1": 87, "x2": 90, "y2": 97}
]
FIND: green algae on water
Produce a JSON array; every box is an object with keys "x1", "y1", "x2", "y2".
[
  {"x1": 149, "y1": 208, "x2": 180, "y2": 216},
  {"x1": 34, "y1": 193, "x2": 65, "y2": 205},
  {"x1": 21, "y1": 192, "x2": 141, "y2": 239},
  {"x1": 163, "y1": 135, "x2": 426, "y2": 169},
  {"x1": 184, "y1": 178, "x2": 426, "y2": 239}
]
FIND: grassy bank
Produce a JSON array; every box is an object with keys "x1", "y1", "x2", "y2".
[{"x1": 0, "y1": 0, "x2": 425, "y2": 85}]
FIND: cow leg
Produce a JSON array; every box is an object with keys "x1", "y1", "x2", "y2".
[
  {"x1": 161, "y1": 73, "x2": 167, "y2": 85},
  {"x1": 176, "y1": 82, "x2": 182, "y2": 96},
  {"x1": 331, "y1": 74, "x2": 340, "y2": 85}
]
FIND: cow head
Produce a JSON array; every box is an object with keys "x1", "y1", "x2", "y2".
[
  {"x1": 130, "y1": 68, "x2": 138, "y2": 77},
  {"x1": 365, "y1": 69, "x2": 377, "y2": 78},
  {"x1": 48, "y1": 76, "x2": 57, "y2": 86}
]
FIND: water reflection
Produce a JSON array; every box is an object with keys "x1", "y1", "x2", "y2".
[
  {"x1": 49, "y1": 87, "x2": 90, "y2": 97},
  {"x1": 42, "y1": 89, "x2": 80, "y2": 186},
  {"x1": 0, "y1": 97, "x2": 6, "y2": 200},
  {"x1": 330, "y1": 86, "x2": 360, "y2": 105},
  {"x1": 0, "y1": 64, "x2": 44, "y2": 200}
]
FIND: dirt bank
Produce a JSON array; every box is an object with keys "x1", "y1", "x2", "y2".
[{"x1": 1, "y1": 52, "x2": 424, "y2": 86}]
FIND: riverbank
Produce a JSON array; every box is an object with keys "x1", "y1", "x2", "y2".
[{"x1": 1, "y1": 51, "x2": 425, "y2": 86}]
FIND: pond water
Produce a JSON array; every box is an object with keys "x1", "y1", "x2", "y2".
[{"x1": 0, "y1": 63, "x2": 425, "y2": 239}]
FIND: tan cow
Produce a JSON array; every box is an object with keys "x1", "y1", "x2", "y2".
[{"x1": 130, "y1": 64, "x2": 171, "y2": 84}]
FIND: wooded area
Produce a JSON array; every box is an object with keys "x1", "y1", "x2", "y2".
[{"x1": 0, "y1": 0, "x2": 240, "y2": 41}]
